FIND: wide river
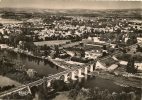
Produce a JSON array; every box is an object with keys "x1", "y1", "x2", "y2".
[{"x1": 0, "y1": 50, "x2": 141, "y2": 95}]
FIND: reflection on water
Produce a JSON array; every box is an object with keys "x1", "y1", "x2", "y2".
[
  {"x1": 0, "y1": 50, "x2": 141, "y2": 96},
  {"x1": 0, "y1": 50, "x2": 64, "y2": 76},
  {"x1": 69, "y1": 74, "x2": 141, "y2": 96},
  {"x1": 84, "y1": 74, "x2": 88, "y2": 82}
]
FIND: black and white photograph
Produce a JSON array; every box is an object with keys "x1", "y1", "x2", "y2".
[{"x1": 0, "y1": 0, "x2": 141, "y2": 100}]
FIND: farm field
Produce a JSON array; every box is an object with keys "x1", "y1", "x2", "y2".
[
  {"x1": 0, "y1": 75, "x2": 22, "y2": 87},
  {"x1": 34, "y1": 40, "x2": 71, "y2": 46}
]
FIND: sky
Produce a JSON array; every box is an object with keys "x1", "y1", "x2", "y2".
[{"x1": 0, "y1": 0, "x2": 141, "y2": 9}]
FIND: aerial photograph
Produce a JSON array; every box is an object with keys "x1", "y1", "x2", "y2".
[{"x1": 0, "y1": 0, "x2": 141, "y2": 100}]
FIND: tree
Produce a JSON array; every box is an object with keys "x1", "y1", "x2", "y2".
[
  {"x1": 121, "y1": 91, "x2": 127, "y2": 100},
  {"x1": 103, "y1": 45, "x2": 107, "y2": 50},
  {"x1": 129, "y1": 92, "x2": 136, "y2": 100},
  {"x1": 112, "y1": 92, "x2": 120, "y2": 100},
  {"x1": 44, "y1": 51, "x2": 48, "y2": 56},
  {"x1": 54, "y1": 45, "x2": 59, "y2": 56},
  {"x1": 126, "y1": 56, "x2": 138, "y2": 73},
  {"x1": 102, "y1": 52, "x2": 107, "y2": 57},
  {"x1": 75, "y1": 83, "x2": 81, "y2": 91},
  {"x1": 81, "y1": 49, "x2": 85, "y2": 57},
  {"x1": 37, "y1": 89, "x2": 47, "y2": 100},
  {"x1": 37, "y1": 85, "x2": 47, "y2": 100},
  {"x1": 51, "y1": 80, "x2": 66, "y2": 91},
  {"x1": 68, "y1": 89, "x2": 79, "y2": 100},
  {"x1": 43, "y1": 76, "x2": 48, "y2": 94},
  {"x1": 14, "y1": 37, "x2": 19, "y2": 47},
  {"x1": 88, "y1": 88, "x2": 94, "y2": 99},
  {"x1": 25, "y1": 94, "x2": 33, "y2": 100},
  {"x1": 66, "y1": 81, "x2": 75, "y2": 90},
  {"x1": 136, "y1": 44, "x2": 142, "y2": 52},
  {"x1": 43, "y1": 44, "x2": 48, "y2": 50}
]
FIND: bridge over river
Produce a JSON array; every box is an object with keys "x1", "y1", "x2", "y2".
[
  {"x1": 0, "y1": 63, "x2": 95, "y2": 98},
  {"x1": 0, "y1": 42, "x2": 142, "y2": 98}
]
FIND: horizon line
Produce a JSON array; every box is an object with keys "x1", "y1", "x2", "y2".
[{"x1": 0, "y1": 7, "x2": 141, "y2": 10}]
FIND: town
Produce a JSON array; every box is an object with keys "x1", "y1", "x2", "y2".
[{"x1": 0, "y1": 3, "x2": 142, "y2": 100}]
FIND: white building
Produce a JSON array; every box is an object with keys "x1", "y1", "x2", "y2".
[
  {"x1": 0, "y1": 44, "x2": 8, "y2": 49},
  {"x1": 95, "y1": 57, "x2": 119, "y2": 70},
  {"x1": 95, "y1": 61, "x2": 106, "y2": 69},
  {"x1": 0, "y1": 29, "x2": 4, "y2": 34},
  {"x1": 85, "y1": 51, "x2": 101, "y2": 60},
  {"x1": 137, "y1": 38, "x2": 142, "y2": 43}
]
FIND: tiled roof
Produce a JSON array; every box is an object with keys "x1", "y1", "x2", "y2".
[{"x1": 99, "y1": 57, "x2": 119, "y2": 68}]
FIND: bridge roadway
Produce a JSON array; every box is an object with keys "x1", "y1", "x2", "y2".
[
  {"x1": 0, "y1": 64, "x2": 94, "y2": 98},
  {"x1": 0, "y1": 42, "x2": 142, "y2": 98}
]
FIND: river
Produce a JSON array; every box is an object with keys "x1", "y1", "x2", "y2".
[
  {"x1": 0, "y1": 50, "x2": 141, "y2": 96},
  {"x1": 0, "y1": 50, "x2": 64, "y2": 76}
]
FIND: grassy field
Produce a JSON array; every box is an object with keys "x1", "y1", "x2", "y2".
[
  {"x1": 34, "y1": 40, "x2": 71, "y2": 46},
  {"x1": 34, "y1": 39, "x2": 90, "y2": 47},
  {"x1": 62, "y1": 39, "x2": 91, "y2": 48},
  {"x1": 0, "y1": 75, "x2": 22, "y2": 87},
  {"x1": 0, "y1": 18, "x2": 22, "y2": 24}
]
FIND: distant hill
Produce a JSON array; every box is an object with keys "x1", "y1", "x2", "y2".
[{"x1": 0, "y1": 8, "x2": 141, "y2": 19}]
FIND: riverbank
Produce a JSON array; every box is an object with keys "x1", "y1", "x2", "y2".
[
  {"x1": 92, "y1": 70, "x2": 142, "y2": 89},
  {"x1": 0, "y1": 75, "x2": 22, "y2": 87},
  {"x1": 52, "y1": 92, "x2": 68, "y2": 100}
]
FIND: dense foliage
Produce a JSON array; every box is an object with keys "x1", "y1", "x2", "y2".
[
  {"x1": 71, "y1": 56, "x2": 93, "y2": 63},
  {"x1": 68, "y1": 87, "x2": 140, "y2": 100},
  {"x1": 0, "y1": 85, "x2": 15, "y2": 93},
  {"x1": 0, "y1": 57, "x2": 41, "y2": 84},
  {"x1": 126, "y1": 57, "x2": 138, "y2": 74},
  {"x1": 1, "y1": 11, "x2": 32, "y2": 20}
]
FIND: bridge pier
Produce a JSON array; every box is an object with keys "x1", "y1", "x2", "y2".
[
  {"x1": 78, "y1": 69, "x2": 82, "y2": 77},
  {"x1": 78, "y1": 69, "x2": 84, "y2": 77},
  {"x1": 78, "y1": 77, "x2": 82, "y2": 83},
  {"x1": 85, "y1": 74, "x2": 88, "y2": 82},
  {"x1": 64, "y1": 74, "x2": 68, "y2": 82},
  {"x1": 90, "y1": 64, "x2": 93, "y2": 72},
  {"x1": 71, "y1": 71, "x2": 77, "y2": 80},
  {"x1": 27, "y1": 86, "x2": 32, "y2": 94},
  {"x1": 84, "y1": 67, "x2": 88, "y2": 74},
  {"x1": 47, "y1": 81, "x2": 51, "y2": 87}
]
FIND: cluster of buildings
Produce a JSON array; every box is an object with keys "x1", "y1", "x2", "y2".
[
  {"x1": 0, "y1": 15, "x2": 142, "y2": 71},
  {"x1": 0, "y1": 15, "x2": 142, "y2": 43}
]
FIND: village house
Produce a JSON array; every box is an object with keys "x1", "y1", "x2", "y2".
[
  {"x1": 0, "y1": 44, "x2": 8, "y2": 49},
  {"x1": 95, "y1": 57, "x2": 119, "y2": 70}
]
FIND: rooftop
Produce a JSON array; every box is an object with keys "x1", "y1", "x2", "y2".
[{"x1": 99, "y1": 57, "x2": 119, "y2": 68}]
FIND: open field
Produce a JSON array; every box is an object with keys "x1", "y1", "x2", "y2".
[
  {"x1": 0, "y1": 18, "x2": 22, "y2": 24},
  {"x1": 0, "y1": 75, "x2": 22, "y2": 87},
  {"x1": 34, "y1": 39, "x2": 90, "y2": 47},
  {"x1": 34, "y1": 40, "x2": 71, "y2": 46},
  {"x1": 62, "y1": 39, "x2": 91, "y2": 48}
]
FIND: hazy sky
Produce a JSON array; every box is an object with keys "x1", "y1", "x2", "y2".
[{"x1": 0, "y1": 0, "x2": 141, "y2": 9}]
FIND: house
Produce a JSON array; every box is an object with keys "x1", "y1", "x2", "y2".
[
  {"x1": 110, "y1": 44, "x2": 116, "y2": 48},
  {"x1": 95, "y1": 61, "x2": 106, "y2": 69},
  {"x1": 135, "y1": 63, "x2": 142, "y2": 71},
  {"x1": 3, "y1": 35, "x2": 9, "y2": 39},
  {"x1": 95, "y1": 57, "x2": 119, "y2": 70},
  {"x1": 119, "y1": 61, "x2": 128, "y2": 65},
  {"x1": 108, "y1": 64, "x2": 118, "y2": 70},
  {"x1": 124, "y1": 37, "x2": 129, "y2": 43},
  {"x1": 85, "y1": 51, "x2": 101, "y2": 60},
  {"x1": 0, "y1": 44, "x2": 8, "y2": 49},
  {"x1": 137, "y1": 38, "x2": 142, "y2": 43},
  {"x1": 0, "y1": 29, "x2": 4, "y2": 34}
]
